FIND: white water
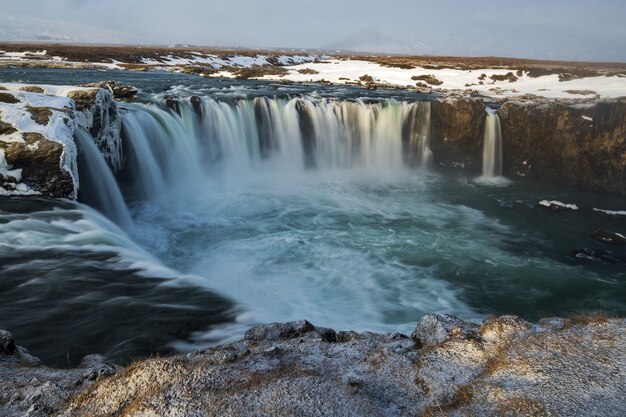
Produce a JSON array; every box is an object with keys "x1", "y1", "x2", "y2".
[
  {"x1": 119, "y1": 97, "x2": 434, "y2": 198},
  {"x1": 481, "y1": 108, "x2": 503, "y2": 178},
  {"x1": 74, "y1": 127, "x2": 132, "y2": 229}
]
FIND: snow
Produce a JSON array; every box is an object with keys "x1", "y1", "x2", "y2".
[
  {"x1": 138, "y1": 53, "x2": 323, "y2": 70},
  {"x1": 538, "y1": 200, "x2": 579, "y2": 210},
  {"x1": 593, "y1": 208, "x2": 626, "y2": 216},
  {"x1": 0, "y1": 50, "x2": 47, "y2": 60},
  {"x1": 276, "y1": 55, "x2": 321, "y2": 65},
  {"x1": 582, "y1": 115, "x2": 593, "y2": 121},
  {"x1": 258, "y1": 59, "x2": 626, "y2": 99},
  {"x1": 140, "y1": 53, "x2": 272, "y2": 68},
  {"x1": 0, "y1": 83, "x2": 99, "y2": 197}
]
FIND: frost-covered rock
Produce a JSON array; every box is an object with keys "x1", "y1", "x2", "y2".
[
  {"x1": 0, "y1": 83, "x2": 124, "y2": 198},
  {"x1": 68, "y1": 88, "x2": 123, "y2": 171},
  {"x1": 2, "y1": 315, "x2": 624, "y2": 417}
]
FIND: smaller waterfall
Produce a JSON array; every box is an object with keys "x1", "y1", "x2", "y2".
[
  {"x1": 482, "y1": 108, "x2": 503, "y2": 178},
  {"x1": 75, "y1": 127, "x2": 132, "y2": 229}
]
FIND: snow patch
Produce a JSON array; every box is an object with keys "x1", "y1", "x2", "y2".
[
  {"x1": 538, "y1": 200, "x2": 579, "y2": 210},
  {"x1": 593, "y1": 208, "x2": 626, "y2": 216},
  {"x1": 258, "y1": 59, "x2": 626, "y2": 99}
]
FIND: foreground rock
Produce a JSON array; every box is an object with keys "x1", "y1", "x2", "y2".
[{"x1": 1, "y1": 314, "x2": 624, "y2": 416}]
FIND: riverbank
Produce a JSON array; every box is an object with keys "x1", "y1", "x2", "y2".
[{"x1": 1, "y1": 314, "x2": 624, "y2": 416}]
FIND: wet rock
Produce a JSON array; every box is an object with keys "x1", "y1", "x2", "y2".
[
  {"x1": 591, "y1": 230, "x2": 626, "y2": 245},
  {"x1": 164, "y1": 95, "x2": 181, "y2": 115},
  {"x1": 570, "y1": 248, "x2": 626, "y2": 264},
  {"x1": 189, "y1": 95, "x2": 202, "y2": 116},
  {"x1": 499, "y1": 99, "x2": 626, "y2": 194},
  {"x1": 430, "y1": 98, "x2": 486, "y2": 171}
]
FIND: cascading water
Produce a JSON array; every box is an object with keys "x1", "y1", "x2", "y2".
[
  {"x1": 119, "y1": 97, "x2": 434, "y2": 189},
  {"x1": 75, "y1": 127, "x2": 132, "y2": 229},
  {"x1": 481, "y1": 108, "x2": 503, "y2": 178}
]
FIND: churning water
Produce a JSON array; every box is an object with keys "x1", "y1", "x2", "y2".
[{"x1": 0, "y1": 68, "x2": 625, "y2": 366}]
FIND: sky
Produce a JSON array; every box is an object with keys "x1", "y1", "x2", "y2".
[{"x1": 1, "y1": 0, "x2": 625, "y2": 62}]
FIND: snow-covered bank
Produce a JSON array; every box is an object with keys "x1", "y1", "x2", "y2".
[
  {"x1": 2, "y1": 45, "x2": 625, "y2": 99},
  {"x1": 259, "y1": 58, "x2": 626, "y2": 99},
  {"x1": 0, "y1": 83, "x2": 121, "y2": 197}
]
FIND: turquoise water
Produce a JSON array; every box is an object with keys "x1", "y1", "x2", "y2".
[{"x1": 0, "y1": 68, "x2": 624, "y2": 366}]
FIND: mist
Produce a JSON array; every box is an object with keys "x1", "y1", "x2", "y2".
[{"x1": 0, "y1": 0, "x2": 625, "y2": 61}]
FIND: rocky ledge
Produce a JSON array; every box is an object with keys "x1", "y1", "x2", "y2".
[{"x1": 1, "y1": 314, "x2": 624, "y2": 417}]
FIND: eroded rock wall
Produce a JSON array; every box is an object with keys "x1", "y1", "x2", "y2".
[{"x1": 430, "y1": 97, "x2": 626, "y2": 194}]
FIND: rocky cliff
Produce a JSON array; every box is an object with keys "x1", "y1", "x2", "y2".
[
  {"x1": 431, "y1": 97, "x2": 626, "y2": 194},
  {"x1": 1, "y1": 315, "x2": 624, "y2": 417}
]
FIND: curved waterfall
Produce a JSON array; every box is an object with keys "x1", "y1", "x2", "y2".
[
  {"x1": 481, "y1": 108, "x2": 503, "y2": 178},
  {"x1": 115, "y1": 97, "x2": 434, "y2": 202}
]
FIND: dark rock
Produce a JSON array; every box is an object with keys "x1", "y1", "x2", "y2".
[
  {"x1": 0, "y1": 330, "x2": 16, "y2": 355},
  {"x1": 0, "y1": 92, "x2": 20, "y2": 104},
  {"x1": 244, "y1": 320, "x2": 315, "y2": 341},
  {"x1": 20, "y1": 85, "x2": 45, "y2": 93},
  {"x1": 0, "y1": 132, "x2": 74, "y2": 197},
  {"x1": 82, "y1": 81, "x2": 137, "y2": 101},
  {"x1": 430, "y1": 98, "x2": 486, "y2": 171},
  {"x1": 190, "y1": 96, "x2": 202, "y2": 116},
  {"x1": 499, "y1": 100, "x2": 626, "y2": 194},
  {"x1": 317, "y1": 327, "x2": 337, "y2": 343},
  {"x1": 411, "y1": 74, "x2": 443, "y2": 86},
  {"x1": 164, "y1": 95, "x2": 181, "y2": 115},
  {"x1": 591, "y1": 230, "x2": 626, "y2": 245},
  {"x1": 570, "y1": 248, "x2": 626, "y2": 264}
]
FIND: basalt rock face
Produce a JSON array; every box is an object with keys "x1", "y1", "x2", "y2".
[
  {"x1": 430, "y1": 98, "x2": 486, "y2": 170},
  {"x1": 499, "y1": 99, "x2": 626, "y2": 193},
  {"x1": 429, "y1": 97, "x2": 626, "y2": 194},
  {"x1": 1, "y1": 315, "x2": 623, "y2": 417}
]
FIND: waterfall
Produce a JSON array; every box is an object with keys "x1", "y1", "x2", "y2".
[
  {"x1": 402, "y1": 101, "x2": 433, "y2": 168},
  {"x1": 76, "y1": 97, "x2": 435, "y2": 222},
  {"x1": 482, "y1": 108, "x2": 503, "y2": 178},
  {"x1": 119, "y1": 97, "x2": 434, "y2": 189},
  {"x1": 75, "y1": 127, "x2": 133, "y2": 229}
]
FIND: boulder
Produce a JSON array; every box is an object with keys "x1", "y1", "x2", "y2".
[
  {"x1": 591, "y1": 230, "x2": 626, "y2": 245},
  {"x1": 0, "y1": 330, "x2": 16, "y2": 355},
  {"x1": 411, "y1": 313, "x2": 481, "y2": 347}
]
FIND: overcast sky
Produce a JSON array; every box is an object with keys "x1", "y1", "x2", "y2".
[{"x1": 1, "y1": 0, "x2": 625, "y2": 62}]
